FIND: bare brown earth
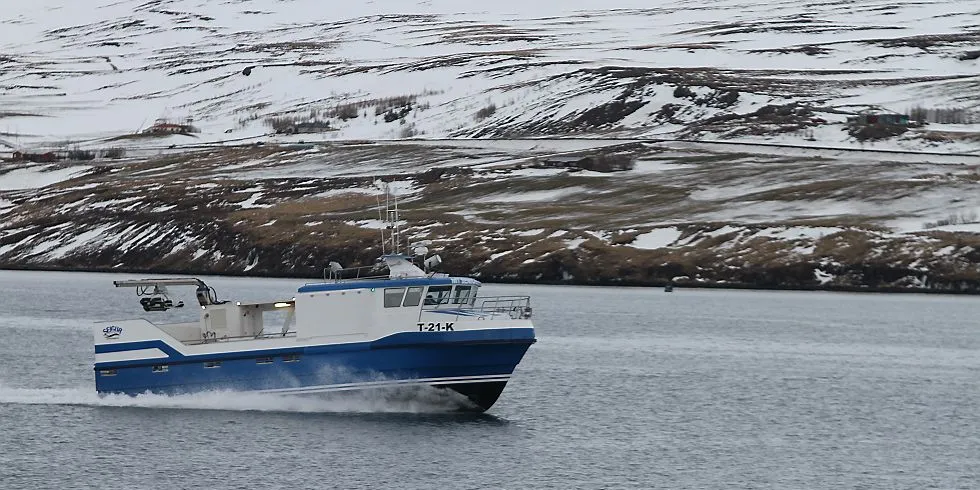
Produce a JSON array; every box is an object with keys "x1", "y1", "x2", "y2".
[{"x1": 3, "y1": 140, "x2": 980, "y2": 293}]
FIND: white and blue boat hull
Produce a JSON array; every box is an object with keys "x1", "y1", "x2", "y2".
[{"x1": 95, "y1": 328, "x2": 535, "y2": 411}]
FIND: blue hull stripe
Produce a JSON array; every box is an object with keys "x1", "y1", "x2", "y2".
[{"x1": 95, "y1": 328, "x2": 535, "y2": 369}]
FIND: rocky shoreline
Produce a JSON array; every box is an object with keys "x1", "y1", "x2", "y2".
[
  {"x1": 4, "y1": 226, "x2": 980, "y2": 295},
  {"x1": 3, "y1": 262, "x2": 979, "y2": 295}
]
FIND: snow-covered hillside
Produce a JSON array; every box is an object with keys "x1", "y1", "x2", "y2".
[
  {"x1": 1, "y1": 0, "x2": 979, "y2": 151},
  {"x1": 2, "y1": 1, "x2": 980, "y2": 291},
  {"x1": 2, "y1": 138, "x2": 980, "y2": 291}
]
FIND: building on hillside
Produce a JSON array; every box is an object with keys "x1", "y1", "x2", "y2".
[
  {"x1": 9, "y1": 151, "x2": 59, "y2": 163},
  {"x1": 539, "y1": 154, "x2": 635, "y2": 173},
  {"x1": 277, "y1": 120, "x2": 333, "y2": 134},
  {"x1": 846, "y1": 112, "x2": 910, "y2": 127},
  {"x1": 142, "y1": 118, "x2": 200, "y2": 135},
  {"x1": 846, "y1": 111, "x2": 911, "y2": 140}
]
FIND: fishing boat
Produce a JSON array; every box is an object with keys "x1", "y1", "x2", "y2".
[{"x1": 93, "y1": 191, "x2": 535, "y2": 411}]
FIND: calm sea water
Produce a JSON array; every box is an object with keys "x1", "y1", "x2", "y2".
[{"x1": 0, "y1": 270, "x2": 977, "y2": 489}]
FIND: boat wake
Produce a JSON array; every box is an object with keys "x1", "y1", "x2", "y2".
[{"x1": 0, "y1": 382, "x2": 471, "y2": 414}]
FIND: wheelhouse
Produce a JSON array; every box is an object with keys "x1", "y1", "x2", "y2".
[
  {"x1": 297, "y1": 277, "x2": 482, "y2": 308},
  {"x1": 296, "y1": 275, "x2": 530, "y2": 321}
]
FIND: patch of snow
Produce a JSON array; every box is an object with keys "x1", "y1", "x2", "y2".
[
  {"x1": 238, "y1": 193, "x2": 272, "y2": 209},
  {"x1": 115, "y1": 223, "x2": 160, "y2": 252},
  {"x1": 907, "y1": 275, "x2": 927, "y2": 288},
  {"x1": 630, "y1": 227, "x2": 682, "y2": 249},
  {"x1": 514, "y1": 228, "x2": 545, "y2": 237},
  {"x1": 673, "y1": 231, "x2": 705, "y2": 247},
  {"x1": 923, "y1": 223, "x2": 980, "y2": 233},
  {"x1": 495, "y1": 167, "x2": 566, "y2": 178},
  {"x1": 30, "y1": 239, "x2": 62, "y2": 256},
  {"x1": 142, "y1": 228, "x2": 173, "y2": 249},
  {"x1": 0, "y1": 166, "x2": 89, "y2": 191},
  {"x1": 584, "y1": 230, "x2": 608, "y2": 241},
  {"x1": 706, "y1": 225, "x2": 742, "y2": 237},
  {"x1": 565, "y1": 238, "x2": 587, "y2": 249},
  {"x1": 346, "y1": 219, "x2": 407, "y2": 230},
  {"x1": 629, "y1": 160, "x2": 694, "y2": 175},
  {"x1": 164, "y1": 240, "x2": 192, "y2": 256},
  {"x1": 313, "y1": 187, "x2": 380, "y2": 198},
  {"x1": 0, "y1": 233, "x2": 37, "y2": 256},
  {"x1": 791, "y1": 245, "x2": 815, "y2": 255},
  {"x1": 89, "y1": 197, "x2": 142, "y2": 209},
  {"x1": 46, "y1": 224, "x2": 115, "y2": 260},
  {"x1": 475, "y1": 187, "x2": 585, "y2": 203},
  {"x1": 814, "y1": 269, "x2": 834, "y2": 285},
  {"x1": 60, "y1": 183, "x2": 99, "y2": 192},
  {"x1": 489, "y1": 250, "x2": 512, "y2": 261}
]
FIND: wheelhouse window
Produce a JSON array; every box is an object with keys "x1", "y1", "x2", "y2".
[
  {"x1": 99, "y1": 369, "x2": 117, "y2": 376},
  {"x1": 256, "y1": 357, "x2": 273, "y2": 365},
  {"x1": 384, "y1": 287, "x2": 406, "y2": 308},
  {"x1": 402, "y1": 286, "x2": 423, "y2": 307},
  {"x1": 282, "y1": 354, "x2": 301, "y2": 363},
  {"x1": 204, "y1": 361, "x2": 221, "y2": 368},
  {"x1": 452, "y1": 285, "x2": 473, "y2": 305},
  {"x1": 424, "y1": 285, "x2": 452, "y2": 305},
  {"x1": 151, "y1": 365, "x2": 169, "y2": 373}
]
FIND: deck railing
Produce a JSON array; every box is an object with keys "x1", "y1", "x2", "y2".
[
  {"x1": 322, "y1": 265, "x2": 389, "y2": 282},
  {"x1": 184, "y1": 330, "x2": 298, "y2": 346},
  {"x1": 421, "y1": 295, "x2": 532, "y2": 321}
]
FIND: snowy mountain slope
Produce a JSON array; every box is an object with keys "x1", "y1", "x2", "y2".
[
  {"x1": 3, "y1": 139, "x2": 980, "y2": 291},
  {"x1": 1, "y1": 0, "x2": 979, "y2": 151}
]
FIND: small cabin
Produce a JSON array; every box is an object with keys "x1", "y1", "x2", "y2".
[
  {"x1": 277, "y1": 121, "x2": 332, "y2": 134},
  {"x1": 142, "y1": 118, "x2": 199, "y2": 135},
  {"x1": 537, "y1": 153, "x2": 635, "y2": 173},
  {"x1": 847, "y1": 113, "x2": 909, "y2": 127},
  {"x1": 10, "y1": 151, "x2": 59, "y2": 163}
]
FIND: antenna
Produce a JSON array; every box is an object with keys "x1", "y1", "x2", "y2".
[
  {"x1": 388, "y1": 188, "x2": 402, "y2": 255},
  {"x1": 376, "y1": 184, "x2": 385, "y2": 256},
  {"x1": 384, "y1": 184, "x2": 402, "y2": 255},
  {"x1": 376, "y1": 181, "x2": 403, "y2": 256}
]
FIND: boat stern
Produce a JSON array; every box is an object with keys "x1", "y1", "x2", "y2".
[{"x1": 93, "y1": 319, "x2": 180, "y2": 392}]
